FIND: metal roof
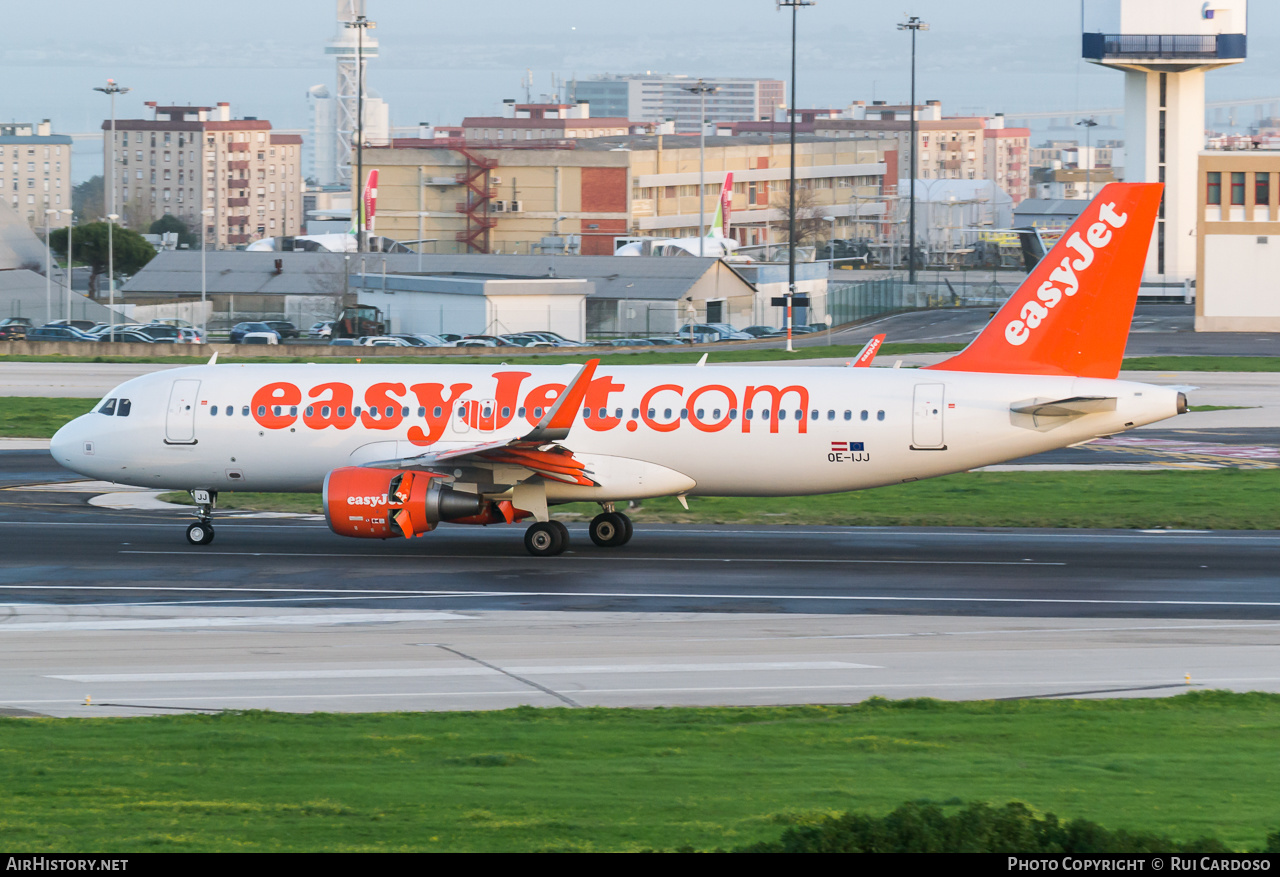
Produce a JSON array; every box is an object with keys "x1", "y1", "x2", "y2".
[{"x1": 122, "y1": 251, "x2": 755, "y2": 302}]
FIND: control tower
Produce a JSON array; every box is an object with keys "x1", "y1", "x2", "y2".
[{"x1": 1083, "y1": 0, "x2": 1247, "y2": 286}]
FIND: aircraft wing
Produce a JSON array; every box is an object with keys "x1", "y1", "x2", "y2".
[{"x1": 360, "y1": 359, "x2": 602, "y2": 488}]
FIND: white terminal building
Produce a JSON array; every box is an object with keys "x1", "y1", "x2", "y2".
[{"x1": 1082, "y1": 0, "x2": 1247, "y2": 288}]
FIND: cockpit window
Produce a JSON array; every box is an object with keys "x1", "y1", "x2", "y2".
[
  {"x1": 98, "y1": 398, "x2": 117, "y2": 415},
  {"x1": 117, "y1": 399, "x2": 131, "y2": 417}
]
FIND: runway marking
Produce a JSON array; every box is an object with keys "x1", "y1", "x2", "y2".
[
  {"x1": 118, "y1": 550, "x2": 1066, "y2": 567},
  {"x1": 49, "y1": 661, "x2": 882, "y2": 683},
  {"x1": 5, "y1": 586, "x2": 1280, "y2": 609},
  {"x1": 0, "y1": 611, "x2": 471, "y2": 632},
  {"x1": 11, "y1": 678, "x2": 1280, "y2": 708},
  {"x1": 4, "y1": 520, "x2": 1280, "y2": 543}
]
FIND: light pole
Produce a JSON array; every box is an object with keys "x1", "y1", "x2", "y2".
[
  {"x1": 345, "y1": 14, "x2": 375, "y2": 254},
  {"x1": 60, "y1": 210, "x2": 74, "y2": 320},
  {"x1": 43, "y1": 209, "x2": 58, "y2": 324},
  {"x1": 898, "y1": 15, "x2": 928, "y2": 284},
  {"x1": 683, "y1": 79, "x2": 718, "y2": 256},
  {"x1": 823, "y1": 214, "x2": 837, "y2": 260},
  {"x1": 202, "y1": 206, "x2": 214, "y2": 342},
  {"x1": 106, "y1": 213, "x2": 119, "y2": 340},
  {"x1": 1076, "y1": 117, "x2": 1098, "y2": 200},
  {"x1": 778, "y1": 0, "x2": 815, "y2": 353}
]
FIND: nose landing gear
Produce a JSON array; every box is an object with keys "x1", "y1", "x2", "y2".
[{"x1": 185, "y1": 488, "x2": 217, "y2": 545}]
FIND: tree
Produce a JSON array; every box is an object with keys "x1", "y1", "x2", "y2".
[
  {"x1": 149, "y1": 214, "x2": 198, "y2": 249},
  {"x1": 48, "y1": 222, "x2": 155, "y2": 299},
  {"x1": 72, "y1": 176, "x2": 105, "y2": 222},
  {"x1": 770, "y1": 183, "x2": 828, "y2": 248}
]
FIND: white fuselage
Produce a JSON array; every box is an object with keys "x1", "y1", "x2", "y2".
[{"x1": 50, "y1": 363, "x2": 1182, "y2": 501}]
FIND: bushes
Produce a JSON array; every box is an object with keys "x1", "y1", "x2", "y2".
[{"x1": 739, "y1": 801, "x2": 1243, "y2": 854}]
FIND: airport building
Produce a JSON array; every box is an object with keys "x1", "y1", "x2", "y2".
[
  {"x1": 0, "y1": 121, "x2": 74, "y2": 230},
  {"x1": 103, "y1": 103, "x2": 304, "y2": 248},
  {"x1": 1195, "y1": 149, "x2": 1280, "y2": 332},
  {"x1": 358, "y1": 134, "x2": 892, "y2": 256}
]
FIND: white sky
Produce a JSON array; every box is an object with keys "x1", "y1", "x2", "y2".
[{"x1": 6, "y1": 1, "x2": 1277, "y2": 176}]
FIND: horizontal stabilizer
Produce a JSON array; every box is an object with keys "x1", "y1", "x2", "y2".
[{"x1": 1010, "y1": 396, "x2": 1117, "y2": 417}]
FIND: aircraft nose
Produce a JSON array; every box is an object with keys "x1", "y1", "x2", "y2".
[{"x1": 50, "y1": 416, "x2": 91, "y2": 471}]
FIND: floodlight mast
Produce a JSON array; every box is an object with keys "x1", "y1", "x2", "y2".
[
  {"x1": 897, "y1": 15, "x2": 928, "y2": 284},
  {"x1": 777, "y1": 0, "x2": 815, "y2": 353}
]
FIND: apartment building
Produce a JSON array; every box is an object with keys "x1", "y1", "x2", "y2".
[
  {"x1": 0, "y1": 121, "x2": 74, "y2": 230},
  {"x1": 104, "y1": 103, "x2": 303, "y2": 248},
  {"x1": 360, "y1": 134, "x2": 891, "y2": 255}
]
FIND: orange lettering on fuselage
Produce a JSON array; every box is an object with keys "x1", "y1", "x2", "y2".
[
  {"x1": 639, "y1": 384, "x2": 683, "y2": 433},
  {"x1": 406, "y1": 382, "x2": 471, "y2": 446},
  {"x1": 522, "y1": 383, "x2": 566, "y2": 426},
  {"x1": 583, "y1": 375, "x2": 625, "y2": 431},
  {"x1": 304, "y1": 382, "x2": 358, "y2": 430},
  {"x1": 251, "y1": 382, "x2": 301, "y2": 430},
  {"x1": 743, "y1": 385, "x2": 809, "y2": 434},
  {"x1": 361, "y1": 382, "x2": 406, "y2": 431},
  {"x1": 686, "y1": 384, "x2": 737, "y2": 433}
]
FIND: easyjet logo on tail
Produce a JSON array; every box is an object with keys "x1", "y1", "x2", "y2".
[{"x1": 1004, "y1": 201, "x2": 1128, "y2": 347}]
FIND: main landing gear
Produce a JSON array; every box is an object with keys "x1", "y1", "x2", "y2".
[
  {"x1": 185, "y1": 488, "x2": 217, "y2": 546},
  {"x1": 521, "y1": 504, "x2": 633, "y2": 557}
]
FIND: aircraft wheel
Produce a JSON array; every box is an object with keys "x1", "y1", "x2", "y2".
[
  {"x1": 186, "y1": 522, "x2": 215, "y2": 546},
  {"x1": 589, "y1": 513, "x2": 628, "y2": 548},
  {"x1": 616, "y1": 512, "x2": 634, "y2": 546},
  {"x1": 524, "y1": 522, "x2": 566, "y2": 557}
]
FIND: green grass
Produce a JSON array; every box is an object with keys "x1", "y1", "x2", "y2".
[
  {"x1": 159, "y1": 469, "x2": 1280, "y2": 530},
  {"x1": 1121, "y1": 356, "x2": 1280, "y2": 372},
  {"x1": 0, "y1": 397, "x2": 97, "y2": 438},
  {"x1": 1, "y1": 693, "x2": 1278, "y2": 851}
]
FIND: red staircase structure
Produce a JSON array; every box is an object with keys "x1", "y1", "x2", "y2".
[{"x1": 450, "y1": 146, "x2": 498, "y2": 253}]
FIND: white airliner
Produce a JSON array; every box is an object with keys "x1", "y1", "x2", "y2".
[
  {"x1": 51, "y1": 183, "x2": 1185, "y2": 556},
  {"x1": 614, "y1": 172, "x2": 740, "y2": 257}
]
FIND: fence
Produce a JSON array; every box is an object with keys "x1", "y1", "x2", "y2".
[{"x1": 820, "y1": 270, "x2": 1026, "y2": 328}]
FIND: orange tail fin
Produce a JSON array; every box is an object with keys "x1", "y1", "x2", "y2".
[{"x1": 927, "y1": 182, "x2": 1162, "y2": 379}]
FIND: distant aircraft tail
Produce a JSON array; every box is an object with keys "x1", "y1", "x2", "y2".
[
  {"x1": 708, "y1": 172, "x2": 733, "y2": 239},
  {"x1": 926, "y1": 182, "x2": 1162, "y2": 379},
  {"x1": 353, "y1": 169, "x2": 379, "y2": 236}
]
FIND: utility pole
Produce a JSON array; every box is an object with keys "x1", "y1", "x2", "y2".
[
  {"x1": 684, "y1": 79, "x2": 718, "y2": 257},
  {"x1": 898, "y1": 15, "x2": 928, "y2": 285},
  {"x1": 346, "y1": 14, "x2": 375, "y2": 253},
  {"x1": 1076, "y1": 117, "x2": 1098, "y2": 200},
  {"x1": 778, "y1": 0, "x2": 814, "y2": 353},
  {"x1": 94, "y1": 78, "x2": 129, "y2": 339}
]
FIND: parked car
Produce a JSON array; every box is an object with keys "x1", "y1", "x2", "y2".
[
  {"x1": 97, "y1": 329, "x2": 157, "y2": 344},
  {"x1": 307, "y1": 321, "x2": 334, "y2": 340},
  {"x1": 500, "y1": 334, "x2": 556, "y2": 348},
  {"x1": 0, "y1": 317, "x2": 33, "y2": 329},
  {"x1": 176, "y1": 328, "x2": 205, "y2": 344},
  {"x1": 356, "y1": 336, "x2": 414, "y2": 347},
  {"x1": 741, "y1": 325, "x2": 779, "y2": 337},
  {"x1": 229, "y1": 322, "x2": 281, "y2": 344},
  {"x1": 677, "y1": 324, "x2": 752, "y2": 342},
  {"x1": 454, "y1": 335, "x2": 520, "y2": 348},
  {"x1": 240, "y1": 331, "x2": 279, "y2": 345},
  {"x1": 264, "y1": 321, "x2": 300, "y2": 340},
  {"x1": 0, "y1": 324, "x2": 27, "y2": 340},
  {"x1": 135, "y1": 324, "x2": 180, "y2": 343},
  {"x1": 46, "y1": 319, "x2": 97, "y2": 332},
  {"x1": 27, "y1": 325, "x2": 97, "y2": 342},
  {"x1": 329, "y1": 337, "x2": 357, "y2": 347},
  {"x1": 606, "y1": 338, "x2": 656, "y2": 347},
  {"x1": 646, "y1": 337, "x2": 684, "y2": 346},
  {"x1": 408, "y1": 333, "x2": 448, "y2": 347},
  {"x1": 522, "y1": 331, "x2": 585, "y2": 347},
  {"x1": 435, "y1": 333, "x2": 463, "y2": 344}
]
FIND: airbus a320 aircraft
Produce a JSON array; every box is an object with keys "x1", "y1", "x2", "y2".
[{"x1": 51, "y1": 183, "x2": 1185, "y2": 556}]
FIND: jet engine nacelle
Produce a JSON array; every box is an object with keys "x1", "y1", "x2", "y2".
[{"x1": 323, "y1": 466, "x2": 490, "y2": 539}]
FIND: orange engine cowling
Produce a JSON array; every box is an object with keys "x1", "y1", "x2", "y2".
[{"x1": 322, "y1": 467, "x2": 490, "y2": 539}]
